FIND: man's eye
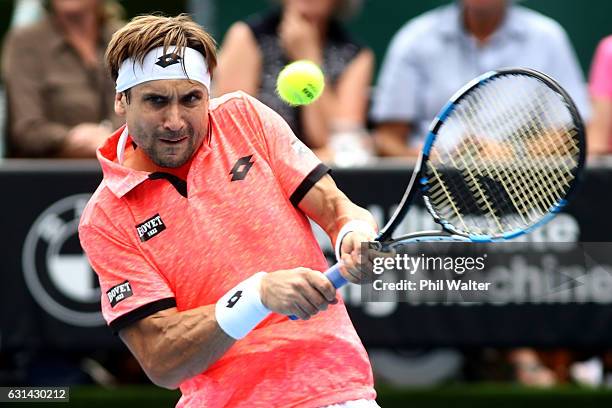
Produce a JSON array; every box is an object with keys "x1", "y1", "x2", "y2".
[
  {"x1": 147, "y1": 96, "x2": 166, "y2": 105},
  {"x1": 184, "y1": 94, "x2": 202, "y2": 104}
]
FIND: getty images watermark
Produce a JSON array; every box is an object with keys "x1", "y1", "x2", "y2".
[
  {"x1": 360, "y1": 242, "x2": 612, "y2": 304},
  {"x1": 372, "y1": 252, "x2": 489, "y2": 292}
]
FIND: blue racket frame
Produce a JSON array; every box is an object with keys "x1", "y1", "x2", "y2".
[
  {"x1": 381, "y1": 68, "x2": 586, "y2": 245},
  {"x1": 290, "y1": 68, "x2": 586, "y2": 317}
]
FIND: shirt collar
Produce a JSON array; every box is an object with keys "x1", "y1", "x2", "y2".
[
  {"x1": 438, "y1": 3, "x2": 526, "y2": 42},
  {"x1": 97, "y1": 125, "x2": 150, "y2": 198}
]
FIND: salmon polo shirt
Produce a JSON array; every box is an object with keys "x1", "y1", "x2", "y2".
[{"x1": 78, "y1": 91, "x2": 375, "y2": 408}]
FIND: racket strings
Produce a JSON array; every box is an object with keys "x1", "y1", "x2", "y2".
[
  {"x1": 509, "y1": 79, "x2": 577, "y2": 188},
  {"x1": 464, "y1": 76, "x2": 576, "y2": 228},
  {"x1": 483, "y1": 81, "x2": 564, "y2": 213},
  {"x1": 426, "y1": 164, "x2": 471, "y2": 231},
  {"x1": 446, "y1": 108, "x2": 535, "y2": 233},
  {"x1": 459, "y1": 93, "x2": 539, "y2": 218},
  {"x1": 437, "y1": 133, "x2": 505, "y2": 231},
  {"x1": 432, "y1": 90, "x2": 542, "y2": 233},
  {"x1": 462, "y1": 114, "x2": 538, "y2": 222},
  {"x1": 523, "y1": 87, "x2": 580, "y2": 160},
  {"x1": 455, "y1": 134, "x2": 532, "y2": 227},
  {"x1": 425, "y1": 74, "x2": 580, "y2": 237},
  {"x1": 469, "y1": 79, "x2": 572, "y2": 224},
  {"x1": 507, "y1": 79, "x2": 578, "y2": 207}
]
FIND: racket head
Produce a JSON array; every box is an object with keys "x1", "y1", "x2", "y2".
[{"x1": 379, "y1": 68, "x2": 585, "y2": 244}]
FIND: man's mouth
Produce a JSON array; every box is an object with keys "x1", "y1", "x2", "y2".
[{"x1": 160, "y1": 136, "x2": 188, "y2": 144}]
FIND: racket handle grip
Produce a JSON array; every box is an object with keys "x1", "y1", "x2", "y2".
[
  {"x1": 289, "y1": 263, "x2": 347, "y2": 320},
  {"x1": 324, "y1": 262, "x2": 348, "y2": 289}
]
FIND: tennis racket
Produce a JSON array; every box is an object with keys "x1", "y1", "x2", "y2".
[{"x1": 325, "y1": 67, "x2": 585, "y2": 290}]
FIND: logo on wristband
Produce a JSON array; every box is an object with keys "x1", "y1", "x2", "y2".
[{"x1": 226, "y1": 290, "x2": 243, "y2": 308}]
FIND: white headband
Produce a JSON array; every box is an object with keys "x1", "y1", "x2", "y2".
[{"x1": 115, "y1": 46, "x2": 211, "y2": 92}]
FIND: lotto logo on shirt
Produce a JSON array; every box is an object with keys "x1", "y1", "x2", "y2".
[
  {"x1": 136, "y1": 214, "x2": 166, "y2": 242},
  {"x1": 107, "y1": 281, "x2": 133, "y2": 307}
]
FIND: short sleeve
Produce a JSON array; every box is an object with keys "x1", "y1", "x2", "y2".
[
  {"x1": 370, "y1": 26, "x2": 421, "y2": 123},
  {"x1": 242, "y1": 94, "x2": 330, "y2": 206},
  {"x1": 590, "y1": 36, "x2": 612, "y2": 99},
  {"x1": 79, "y1": 224, "x2": 176, "y2": 334},
  {"x1": 542, "y1": 25, "x2": 590, "y2": 121}
]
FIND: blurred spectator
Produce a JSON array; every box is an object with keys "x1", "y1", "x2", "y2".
[
  {"x1": 11, "y1": 0, "x2": 44, "y2": 28},
  {"x1": 187, "y1": 0, "x2": 216, "y2": 37},
  {"x1": 371, "y1": 0, "x2": 590, "y2": 157},
  {"x1": 508, "y1": 348, "x2": 556, "y2": 387},
  {"x1": 215, "y1": 0, "x2": 374, "y2": 164},
  {"x1": 588, "y1": 35, "x2": 612, "y2": 156},
  {"x1": 0, "y1": 0, "x2": 45, "y2": 158},
  {"x1": 2, "y1": 0, "x2": 123, "y2": 158}
]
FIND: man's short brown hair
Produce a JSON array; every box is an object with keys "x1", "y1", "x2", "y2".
[{"x1": 105, "y1": 14, "x2": 217, "y2": 85}]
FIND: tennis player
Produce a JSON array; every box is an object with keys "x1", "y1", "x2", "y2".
[{"x1": 78, "y1": 14, "x2": 379, "y2": 408}]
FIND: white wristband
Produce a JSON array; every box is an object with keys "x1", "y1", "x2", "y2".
[
  {"x1": 334, "y1": 220, "x2": 377, "y2": 262},
  {"x1": 215, "y1": 272, "x2": 270, "y2": 340}
]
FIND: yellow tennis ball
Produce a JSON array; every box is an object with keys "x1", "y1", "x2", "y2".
[{"x1": 276, "y1": 60, "x2": 325, "y2": 106}]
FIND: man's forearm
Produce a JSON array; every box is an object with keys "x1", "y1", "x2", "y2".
[
  {"x1": 120, "y1": 305, "x2": 234, "y2": 389},
  {"x1": 299, "y1": 175, "x2": 377, "y2": 245},
  {"x1": 326, "y1": 194, "x2": 378, "y2": 255},
  {"x1": 329, "y1": 194, "x2": 377, "y2": 243}
]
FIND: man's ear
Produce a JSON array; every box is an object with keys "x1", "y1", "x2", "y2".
[{"x1": 115, "y1": 93, "x2": 127, "y2": 116}]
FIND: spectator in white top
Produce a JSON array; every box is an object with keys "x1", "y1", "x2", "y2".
[{"x1": 371, "y1": 0, "x2": 590, "y2": 157}]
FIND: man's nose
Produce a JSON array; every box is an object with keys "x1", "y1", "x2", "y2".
[{"x1": 163, "y1": 103, "x2": 185, "y2": 132}]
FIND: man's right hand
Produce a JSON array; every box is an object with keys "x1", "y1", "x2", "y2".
[
  {"x1": 278, "y1": 7, "x2": 322, "y2": 63},
  {"x1": 260, "y1": 268, "x2": 337, "y2": 320}
]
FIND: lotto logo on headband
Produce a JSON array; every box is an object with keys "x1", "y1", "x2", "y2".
[{"x1": 156, "y1": 53, "x2": 181, "y2": 68}]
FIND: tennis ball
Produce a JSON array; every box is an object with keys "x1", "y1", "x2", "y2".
[{"x1": 276, "y1": 60, "x2": 325, "y2": 106}]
